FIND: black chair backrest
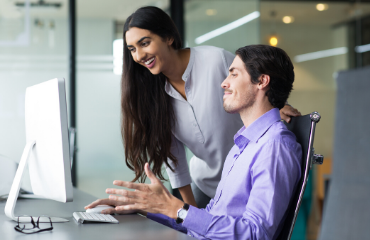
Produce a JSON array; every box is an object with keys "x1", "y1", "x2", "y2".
[{"x1": 276, "y1": 113, "x2": 316, "y2": 240}]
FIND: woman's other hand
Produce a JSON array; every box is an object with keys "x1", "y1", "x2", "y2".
[{"x1": 280, "y1": 104, "x2": 301, "y2": 123}]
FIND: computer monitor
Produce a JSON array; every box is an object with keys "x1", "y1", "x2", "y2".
[{"x1": 4, "y1": 78, "x2": 73, "y2": 223}]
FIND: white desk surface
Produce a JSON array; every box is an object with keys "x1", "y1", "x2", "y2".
[{"x1": 0, "y1": 188, "x2": 194, "y2": 240}]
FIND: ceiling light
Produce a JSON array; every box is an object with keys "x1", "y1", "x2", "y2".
[
  {"x1": 15, "y1": 0, "x2": 62, "y2": 8},
  {"x1": 355, "y1": 43, "x2": 370, "y2": 53},
  {"x1": 316, "y1": 3, "x2": 328, "y2": 11},
  {"x1": 294, "y1": 47, "x2": 347, "y2": 63},
  {"x1": 195, "y1": 11, "x2": 260, "y2": 44},
  {"x1": 206, "y1": 9, "x2": 217, "y2": 16},
  {"x1": 282, "y1": 16, "x2": 294, "y2": 24},
  {"x1": 269, "y1": 36, "x2": 278, "y2": 46}
]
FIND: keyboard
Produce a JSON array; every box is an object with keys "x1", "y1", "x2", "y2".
[{"x1": 73, "y1": 212, "x2": 119, "y2": 224}]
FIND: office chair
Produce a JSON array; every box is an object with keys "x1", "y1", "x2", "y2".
[{"x1": 276, "y1": 112, "x2": 324, "y2": 240}]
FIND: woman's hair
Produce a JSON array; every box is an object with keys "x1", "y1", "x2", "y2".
[
  {"x1": 121, "y1": 6, "x2": 182, "y2": 183},
  {"x1": 235, "y1": 45, "x2": 294, "y2": 109}
]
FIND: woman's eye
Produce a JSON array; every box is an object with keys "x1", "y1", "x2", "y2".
[
  {"x1": 232, "y1": 74, "x2": 237, "y2": 77},
  {"x1": 141, "y1": 41, "x2": 149, "y2": 47},
  {"x1": 128, "y1": 48, "x2": 135, "y2": 52}
]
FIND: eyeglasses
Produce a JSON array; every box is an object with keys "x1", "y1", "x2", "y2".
[{"x1": 14, "y1": 215, "x2": 53, "y2": 234}]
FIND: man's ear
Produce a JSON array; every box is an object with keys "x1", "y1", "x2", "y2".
[{"x1": 258, "y1": 74, "x2": 270, "y2": 90}]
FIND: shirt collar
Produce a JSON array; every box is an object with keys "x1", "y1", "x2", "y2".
[
  {"x1": 165, "y1": 47, "x2": 194, "y2": 96},
  {"x1": 233, "y1": 108, "x2": 281, "y2": 151}
]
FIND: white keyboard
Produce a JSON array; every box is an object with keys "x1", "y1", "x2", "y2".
[{"x1": 73, "y1": 212, "x2": 119, "y2": 224}]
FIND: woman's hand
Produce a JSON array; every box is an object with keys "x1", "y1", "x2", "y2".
[
  {"x1": 106, "y1": 163, "x2": 184, "y2": 219},
  {"x1": 84, "y1": 198, "x2": 137, "y2": 215},
  {"x1": 280, "y1": 104, "x2": 301, "y2": 123}
]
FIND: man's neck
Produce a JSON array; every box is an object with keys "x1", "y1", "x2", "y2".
[{"x1": 239, "y1": 100, "x2": 274, "y2": 128}]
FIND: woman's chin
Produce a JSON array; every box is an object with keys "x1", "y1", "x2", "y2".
[{"x1": 148, "y1": 68, "x2": 161, "y2": 75}]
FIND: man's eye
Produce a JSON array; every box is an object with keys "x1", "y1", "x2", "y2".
[{"x1": 232, "y1": 74, "x2": 237, "y2": 77}]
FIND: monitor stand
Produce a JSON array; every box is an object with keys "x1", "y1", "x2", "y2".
[{"x1": 4, "y1": 141, "x2": 69, "y2": 223}]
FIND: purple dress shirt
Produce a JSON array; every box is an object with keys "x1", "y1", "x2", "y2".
[{"x1": 147, "y1": 108, "x2": 302, "y2": 240}]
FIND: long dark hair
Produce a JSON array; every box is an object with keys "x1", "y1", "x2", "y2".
[{"x1": 121, "y1": 6, "x2": 182, "y2": 183}]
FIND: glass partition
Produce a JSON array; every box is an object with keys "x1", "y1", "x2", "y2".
[
  {"x1": 185, "y1": 0, "x2": 260, "y2": 52},
  {"x1": 0, "y1": 0, "x2": 68, "y2": 192}
]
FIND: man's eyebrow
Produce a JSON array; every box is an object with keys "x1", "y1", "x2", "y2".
[
  {"x1": 127, "y1": 36, "x2": 150, "y2": 48},
  {"x1": 229, "y1": 67, "x2": 239, "y2": 72}
]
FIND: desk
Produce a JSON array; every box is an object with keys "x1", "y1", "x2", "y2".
[{"x1": 0, "y1": 188, "x2": 194, "y2": 239}]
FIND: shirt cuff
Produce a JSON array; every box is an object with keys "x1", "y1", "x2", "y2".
[
  {"x1": 166, "y1": 170, "x2": 192, "y2": 189},
  {"x1": 182, "y1": 205, "x2": 213, "y2": 236},
  {"x1": 146, "y1": 213, "x2": 188, "y2": 234},
  {"x1": 146, "y1": 213, "x2": 169, "y2": 226}
]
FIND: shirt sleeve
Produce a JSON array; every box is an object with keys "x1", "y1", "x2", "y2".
[
  {"x1": 146, "y1": 213, "x2": 188, "y2": 234},
  {"x1": 165, "y1": 134, "x2": 192, "y2": 189},
  {"x1": 146, "y1": 198, "x2": 217, "y2": 235},
  {"x1": 182, "y1": 141, "x2": 302, "y2": 240}
]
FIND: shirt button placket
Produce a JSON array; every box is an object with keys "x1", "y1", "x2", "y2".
[{"x1": 189, "y1": 105, "x2": 205, "y2": 143}]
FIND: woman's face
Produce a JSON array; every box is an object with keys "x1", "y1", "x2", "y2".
[{"x1": 125, "y1": 27, "x2": 173, "y2": 75}]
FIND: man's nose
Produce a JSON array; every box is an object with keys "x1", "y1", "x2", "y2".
[{"x1": 221, "y1": 77, "x2": 230, "y2": 89}]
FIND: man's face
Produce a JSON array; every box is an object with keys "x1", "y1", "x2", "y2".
[{"x1": 221, "y1": 56, "x2": 258, "y2": 114}]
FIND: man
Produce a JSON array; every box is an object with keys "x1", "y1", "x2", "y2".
[{"x1": 86, "y1": 45, "x2": 302, "y2": 240}]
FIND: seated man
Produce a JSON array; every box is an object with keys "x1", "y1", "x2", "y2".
[{"x1": 86, "y1": 45, "x2": 302, "y2": 240}]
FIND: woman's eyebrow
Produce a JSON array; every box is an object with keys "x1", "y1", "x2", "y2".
[{"x1": 127, "y1": 37, "x2": 150, "y2": 48}]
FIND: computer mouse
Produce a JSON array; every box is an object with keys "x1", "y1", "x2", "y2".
[{"x1": 86, "y1": 205, "x2": 115, "y2": 214}]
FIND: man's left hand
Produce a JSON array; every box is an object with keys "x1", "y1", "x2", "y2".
[
  {"x1": 280, "y1": 104, "x2": 301, "y2": 123},
  {"x1": 106, "y1": 163, "x2": 184, "y2": 219}
]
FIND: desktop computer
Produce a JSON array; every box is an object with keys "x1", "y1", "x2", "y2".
[{"x1": 4, "y1": 78, "x2": 73, "y2": 223}]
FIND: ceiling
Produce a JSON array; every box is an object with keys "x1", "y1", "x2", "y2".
[
  {"x1": 261, "y1": 1, "x2": 370, "y2": 26},
  {"x1": 0, "y1": 0, "x2": 169, "y2": 20},
  {"x1": 1, "y1": 0, "x2": 370, "y2": 27}
]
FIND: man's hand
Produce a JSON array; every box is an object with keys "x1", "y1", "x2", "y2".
[
  {"x1": 280, "y1": 104, "x2": 301, "y2": 123},
  {"x1": 84, "y1": 198, "x2": 136, "y2": 215},
  {"x1": 106, "y1": 163, "x2": 184, "y2": 219}
]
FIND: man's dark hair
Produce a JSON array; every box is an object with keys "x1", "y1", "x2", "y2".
[{"x1": 235, "y1": 45, "x2": 294, "y2": 109}]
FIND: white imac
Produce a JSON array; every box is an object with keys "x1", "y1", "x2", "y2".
[{"x1": 4, "y1": 78, "x2": 73, "y2": 223}]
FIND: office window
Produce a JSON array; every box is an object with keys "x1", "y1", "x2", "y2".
[{"x1": 0, "y1": 0, "x2": 68, "y2": 191}]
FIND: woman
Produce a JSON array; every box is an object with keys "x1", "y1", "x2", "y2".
[{"x1": 87, "y1": 6, "x2": 300, "y2": 209}]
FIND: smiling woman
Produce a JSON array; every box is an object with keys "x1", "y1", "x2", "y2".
[{"x1": 121, "y1": 6, "x2": 182, "y2": 185}]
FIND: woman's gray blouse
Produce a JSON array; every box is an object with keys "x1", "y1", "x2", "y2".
[{"x1": 165, "y1": 46, "x2": 244, "y2": 198}]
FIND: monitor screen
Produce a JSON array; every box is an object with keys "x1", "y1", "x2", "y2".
[{"x1": 25, "y1": 78, "x2": 73, "y2": 202}]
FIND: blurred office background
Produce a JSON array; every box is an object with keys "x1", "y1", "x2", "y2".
[{"x1": 1, "y1": 0, "x2": 370, "y2": 239}]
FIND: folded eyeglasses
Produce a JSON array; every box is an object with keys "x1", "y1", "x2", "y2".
[{"x1": 14, "y1": 215, "x2": 53, "y2": 234}]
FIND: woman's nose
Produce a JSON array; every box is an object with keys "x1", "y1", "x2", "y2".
[{"x1": 135, "y1": 49, "x2": 146, "y2": 62}]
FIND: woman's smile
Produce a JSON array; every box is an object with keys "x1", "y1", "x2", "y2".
[{"x1": 145, "y1": 57, "x2": 156, "y2": 68}]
